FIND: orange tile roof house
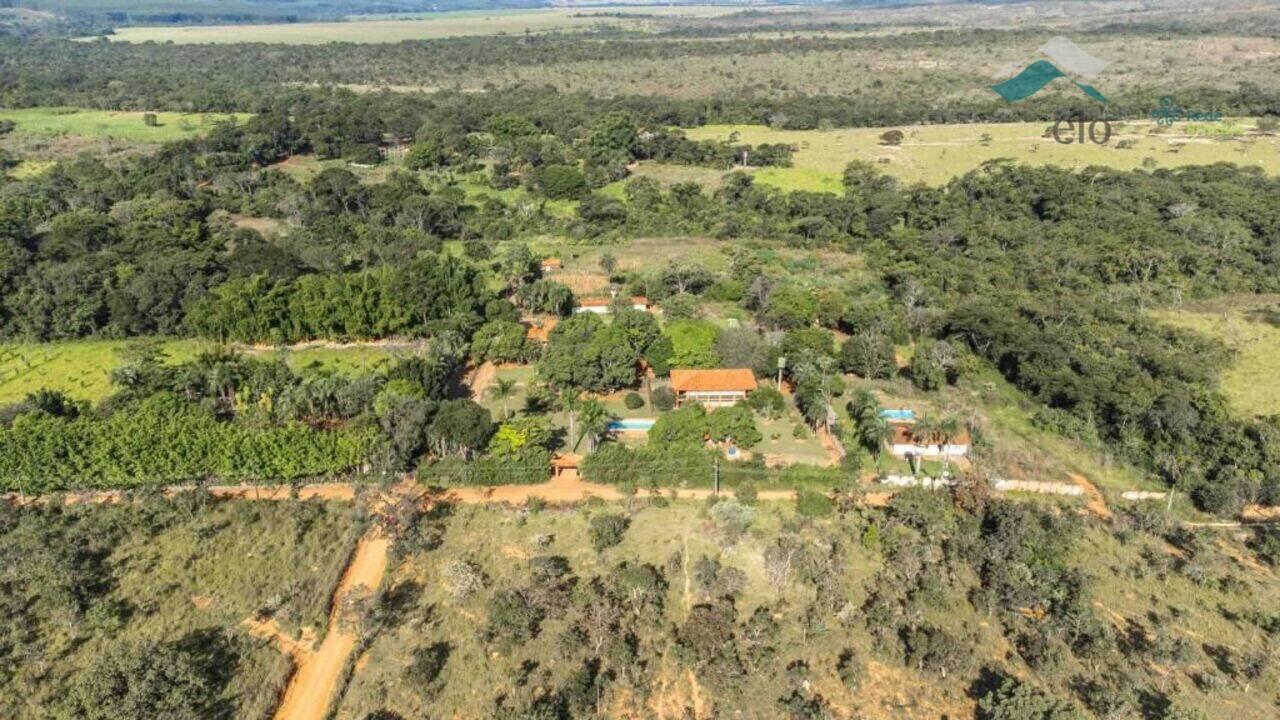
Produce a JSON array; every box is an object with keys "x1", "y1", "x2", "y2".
[{"x1": 669, "y1": 368, "x2": 758, "y2": 407}]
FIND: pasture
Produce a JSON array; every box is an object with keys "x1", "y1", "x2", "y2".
[
  {"x1": 102, "y1": 5, "x2": 750, "y2": 44},
  {"x1": 1154, "y1": 295, "x2": 1280, "y2": 419},
  {"x1": 0, "y1": 339, "x2": 409, "y2": 405},
  {"x1": 0, "y1": 107, "x2": 248, "y2": 142},
  {"x1": 683, "y1": 118, "x2": 1280, "y2": 188}
]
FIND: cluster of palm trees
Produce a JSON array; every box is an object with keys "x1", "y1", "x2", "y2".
[
  {"x1": 489, "y1": 381, "x2": 616, "y2": 454},
  {"x1": 847, "y1": 389, "x2": 966, "y2": 476}
]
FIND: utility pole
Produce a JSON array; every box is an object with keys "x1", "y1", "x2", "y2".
[
  {"x1": 777, "y1": 356, "x2": 786, "y2": 391},
  {"x1": 713, "y1": 456, "x2": 720, "y2": 498}
]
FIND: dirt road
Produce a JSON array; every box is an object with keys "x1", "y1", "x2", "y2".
[
  {"x1": 464, "y1": 361, "x2": 497, "y2": 400},
  {"x1": 270, "y1": 531, "x2": 389, "y2": 720},
  {"x1": 1070, "y1": 473, "x2": 1113, "y2": 519}
]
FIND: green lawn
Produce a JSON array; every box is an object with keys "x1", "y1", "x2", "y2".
[
  {"x1": 0, "y1": 107, "x2": 249, "y2": 142},
  {"x1": 753, "y1": 410, "x2": 832, "y2": 467},
  {"x1": 683, "y1": 119, "x2": 1280, "y2": 189}
]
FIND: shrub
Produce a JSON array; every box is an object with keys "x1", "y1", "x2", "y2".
[
  {"x1": 538, "y1": 164, "x2": 588, "y2": 200},
  {"x1": 879, "y1": 129, "x2": 904, "y2": 145},
  {"x1": 662, "y1": 293, "x2": 701, "y2": 320},
  {"x1": 624, "y1": 392, "x2": 645, "y2": 410},
  {"x1": 404, "y1": 643, "x2": 450, "y2": 687},
  {"x1": 977, "y1": 676, "x2": 1081, "y2": 720},
  {"x1": 588, "y1": 513, "x2": 630, "y2": 552},
  {"x1": 795, "y1": 489, "x2": 833, "y2": 518},
  {"x1": 746, "y1": 386, "x2": 785, "y2": 419},
  {"x1": 836, "y1": 649, "x2": 864, "y2": 691},
  {"x1": 652, "y1": 387, "x2": 677, "y2": 411},
  {"x1": 440, "y1": 559, "x2": 487, "y2": 599}
]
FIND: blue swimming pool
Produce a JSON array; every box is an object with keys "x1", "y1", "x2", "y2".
[
  {"x1": 608, "y1": 418, "x2": 655, "y2": 432},
  {"x1": 879, "y1": 408, "x2": 915, "y2": 421}
]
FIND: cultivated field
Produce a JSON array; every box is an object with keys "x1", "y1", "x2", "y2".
[
  {"x1": 102, "y1": 5, "x2": 754, "y2": 44},
  {"x1": 0, "y1": 107, "x2": 248, "y2": 142},
  {"x1": 683, "y1": 119, "x2": 1280, "y2": 188}
]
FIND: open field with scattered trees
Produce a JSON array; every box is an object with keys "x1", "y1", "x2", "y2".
[
  {"x1": 0, "y1": 107, "x2": 249, "y2": 142},
  {"x1": 684, "y1": 118, "x2": 1280, "y2": 188},
  {"x1": 102, "y1": 5, "x2": 755, "y2": 44},
  {"x1": 0, "y1": 495, "x2": 364, "y2": 720}
]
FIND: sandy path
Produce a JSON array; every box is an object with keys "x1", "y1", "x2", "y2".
[
  {"x1": 464, "y1": 361, "x2": 497, "y2": 400},
  {"x1": 1071, "y1": 473, "x2": 1113, "y2": 519},
  {"x1": 815, "y1": 425, "x2": 844, "y2": 467},
  {"x1": 271, "y1": 531, "x2": 389, "y2": 720}
]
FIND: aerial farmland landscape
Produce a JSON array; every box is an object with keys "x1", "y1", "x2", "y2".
[{"x1": 2, "y1": 1, "x2": 1280, "y2": 719}]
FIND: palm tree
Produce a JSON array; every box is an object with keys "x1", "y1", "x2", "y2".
[
  {"x1": 561, "y1": 388, "x2": 581, "y2": 451},
  {"x1": 490, "y1": 377, "x2": 518, "y2": 420},
  {"x1": 574, "y1": 398, "x2": 612, "y2": 453},
  {"x1": 936, "y1": 416, "x2": 962, "y2": 476},
  {"x1": 857, "y1": 416, "x2": 890, "y2": 471}
]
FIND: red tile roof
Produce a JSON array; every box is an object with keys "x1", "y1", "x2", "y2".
[
  {"x1": 670, "y1": 368, "x2": 759, "y2": 393},
  {"x1": 890, "y1": 426, "x2": 971, "y2": 445},
  {"x1": 579, "y1": 296, "x2": 650, "y2": 308}
]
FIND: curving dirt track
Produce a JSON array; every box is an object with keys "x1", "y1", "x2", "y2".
[{"x1": 270, "y1": 532, "x2": 389, "y2": 720}]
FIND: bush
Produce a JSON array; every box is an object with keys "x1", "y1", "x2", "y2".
[
  {"x1": 836, "y1": 649, "x2": 864, "y2": 691},
  {"x1": 538, "y1": 164, "x2": 588, "y2": 200},
  {"x1": 588, "y1": 513, "x2": 630, "y2": 552},
  {"x1": 747, "y1": 386, "x2": 785, "y2": 419},
  {"x1": 652, "y1": 386, "x2": 677, "y2": 412},
  {"x1": 624, "y1": 392, "x2": 645, "y2": 410},
  {"x1": 977, "y1": 676, "x2": 1080, "y2": 720},
  {"x1": 795, "y1": 489, "x2": 833, "y2": 518}
]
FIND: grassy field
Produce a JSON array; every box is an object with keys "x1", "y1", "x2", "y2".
[
  {"x1": 0, "y1": 339, "x2": 408, "y2": 406},
  {"x1": 683, "y1": 119, "x2": 1280, "y2": 188},
  {"x1": 101, "y1": 5, "x2": 750, "y2": 44},
  {"x1": 1154, "y1": 295, "x2": 1280, "y2": 419},
  {"x1": 0, "y1": 107, "x2": 249, "y2": 142}
]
